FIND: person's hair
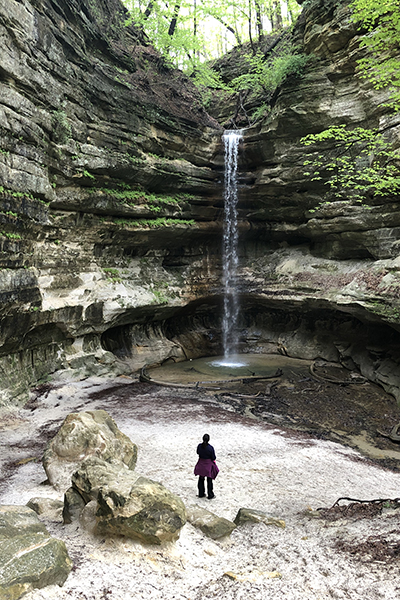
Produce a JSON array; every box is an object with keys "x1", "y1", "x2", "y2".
[{"x1": 202, "y1": 433, "x2": 210, "y2": 446}]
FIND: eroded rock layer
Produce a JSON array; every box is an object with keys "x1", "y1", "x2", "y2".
[{"x1": 1, "y1": 0, "x2": 400, "y2": 404}]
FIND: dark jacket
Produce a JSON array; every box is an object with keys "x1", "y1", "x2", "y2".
[{"x1": 197, "y1": 443, "x2": 216, "y2": 461}]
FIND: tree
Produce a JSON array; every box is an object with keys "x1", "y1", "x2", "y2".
[{"x1": 301, "y1": 126, "x2": 400, "y2": 207}]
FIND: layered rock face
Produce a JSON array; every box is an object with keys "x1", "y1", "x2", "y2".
[
  {"x1": 1, "y1": 0, "x2": 400, "y2": 404},
  {"x1": 0, "y1": 0, "x2": 223, "y2": 404}
]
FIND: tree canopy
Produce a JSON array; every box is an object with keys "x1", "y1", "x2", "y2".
[{"x1": 123, "y1": 0, "x2": 301, "y2": 72}]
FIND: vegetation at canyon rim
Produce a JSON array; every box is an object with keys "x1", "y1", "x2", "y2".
[
  {"x1": 123, "y1": 0, "x2": 400, "y2": 206},
  {"x1": 123, "y1": 0, "x2": 301, "y2": 69},
  {"x1": 301, "y1": 0, "x2": 400, "y2": 209},
  {"x1": 122, "y1": 0, "x2": 308, "y2": 101}
]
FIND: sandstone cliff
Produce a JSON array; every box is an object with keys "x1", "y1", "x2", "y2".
[{"x1": 1, "y1": 0, "x2": 400, "y2": 405}]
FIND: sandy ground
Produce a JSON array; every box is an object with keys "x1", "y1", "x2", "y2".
[{"x1": 1, "y1": 376, "x2": 400, "y2": 600}]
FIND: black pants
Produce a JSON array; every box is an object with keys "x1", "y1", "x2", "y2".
[{"x1": 198, "y1": 476, "x2": 214, "y2": 499}]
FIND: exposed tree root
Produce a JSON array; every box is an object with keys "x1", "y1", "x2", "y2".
[
  {"x1": 377, "y1": 423, "x2": 400, "y2": 443},
  {"x1": 317, "y1": 497, "x2": 400, "y2": 521}
]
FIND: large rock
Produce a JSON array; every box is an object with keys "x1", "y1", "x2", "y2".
[
  {"x1": 0, "y1": 505, "x2": 72, "y2": 600},
  {"x1": 186, "y1": 504, "x2": 236, "y2": 539},
  {"x1": 70, "y1": 456, "x2": 187, "y2": 544},
  {"x1": 42, "y1": 409, "x2": 138, "y2": 491}
]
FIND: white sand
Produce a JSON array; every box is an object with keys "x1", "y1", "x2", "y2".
[{"x1": 1, "y1": 376, "x2": 400, "y2": 600}]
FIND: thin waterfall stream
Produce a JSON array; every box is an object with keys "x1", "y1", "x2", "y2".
[{"x1": 221, "y1": 129, "x2": 243, "y2": 362}]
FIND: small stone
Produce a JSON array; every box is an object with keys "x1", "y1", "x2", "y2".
[
  {"x1": 186, "y1": 504, "x2": 236, "y2": 539},
  {"x1": 223, "y1": 570, "x2": 282, "y2": 581},
  {"x1": 233, "y1": 507, "x2": 285, "y2": 528},
  {"x1": 26, "y1": 497, "x2": 64, "y2": 522}
]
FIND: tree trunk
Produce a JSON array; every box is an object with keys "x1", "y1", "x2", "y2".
[
  {"x1": 248, "y1": 0, "x2": 255, "y2": 53},
  {"x1": 286, "y1": 0, "x2": 295, "y2": 23},
  {"x1": 272, "y1": 0, "x2": 283, "y2": 30},
  {"x1": 213, "y1": 16, "x2": 242, "y2": 45},
  {"x1": 144, "y1": 0, "x2": 154, "y2": 19},
  {"x1": 168, "y1": 3, "x2": 181, "y2": 37},
  {"x1": 255, "y1": 1, "x2": 264, "y2": 39}
]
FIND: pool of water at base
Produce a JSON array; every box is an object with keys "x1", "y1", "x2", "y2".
[{"x1": 148, "y1": 354, "x2": 312, "y2": 383}]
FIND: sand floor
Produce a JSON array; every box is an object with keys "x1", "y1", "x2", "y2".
[{"x1": 1, "y1": 376, "x2": 400, "y2": 600}]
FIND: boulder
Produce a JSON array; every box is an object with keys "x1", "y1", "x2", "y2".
[
  {"x1": 42, "y1": 410, "x2": 138, "y2": 491},
  {"x1": 233, "y1": 507, "x2": 286, "y2": 529},
  {"x1": 63, "y1": 487, "x2": 87, "y2": 525},
  {"x1": 0, "y1": 505, "x2": 72, "y2": 600},
  {"x1": 26, "y1": 497, "x2": 64, "y2": 522},
  {"x1": 70, "y1": 456, "x2": 187, "y2": 544},
  {"x1": 70, "y1": 456, "x2": 134, "y2": 503},
  {"x1": 186, "y1": 504, "x2": 236, "y2": 539}
]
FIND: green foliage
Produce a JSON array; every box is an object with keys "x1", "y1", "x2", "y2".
[
  {"x1": 152, "y1": 288, "x2": 169, "y2": 304},
  {"x1": 114, "y1": 217, "x2": 195, "y2": 228},
  {"x1": 52, "y1": 110, "x2": 72, "y2": 144},
  {"x1": 103, "y1": 267, "x2": 122, "y2": 283},
  {"x1": 300, "y1": 1, "x2": 400, "y2": 208},
  {"x1": 88, "y1": 184, "x2": 193, "y2": 211},
  {"x1": 83, "y1": 170, "x2": 95, "y2": 180},
  {"x1": 0, "y1": 186, "x2": 48, "y2": 205},
  {"x1": 301, "y1": 125, "x2": 400, "y2": 204},
  {"x1": 123, "y1": 0, "x2": 301, "y2": 72},
  {"x1": 189, "y1": 62, "x2": 232, "y2": 92},
  {"x1": 229, "y1": 49, "x2": 310, "y2": 95},
  {"x1": 151, "y1": 281, "x2": 173, "y2": 305},
  {"x1": 351, "y1": 0, "x2": 400, "y2": 110},
  {"x1": 1, "y1": 231, "x2": 22, "y2": 240}
]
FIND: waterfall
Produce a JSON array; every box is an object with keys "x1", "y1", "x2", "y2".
[{"x1": 222, "y1": 129, "x2": 243, "y2": 358}]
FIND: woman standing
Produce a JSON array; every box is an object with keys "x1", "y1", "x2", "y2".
[{"x1": 194, "y1": 433, "x2": 219, "y2": 499}]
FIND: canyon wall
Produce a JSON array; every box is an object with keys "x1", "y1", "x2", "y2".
[{"x1": 1, "y1": 0, "x2": 400, "y2": 406}]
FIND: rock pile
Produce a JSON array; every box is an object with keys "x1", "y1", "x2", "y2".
[
  {"x1": 41, "y1": 410, "x2": 186, "y2": 544},
  {"x1": 67, "y1": 455, "x2": 187, "y2": 544}
]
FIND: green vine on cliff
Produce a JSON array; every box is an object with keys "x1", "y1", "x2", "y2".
[{"x1": 88, "y1": 185, "x2": 193, "y2": 208}]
